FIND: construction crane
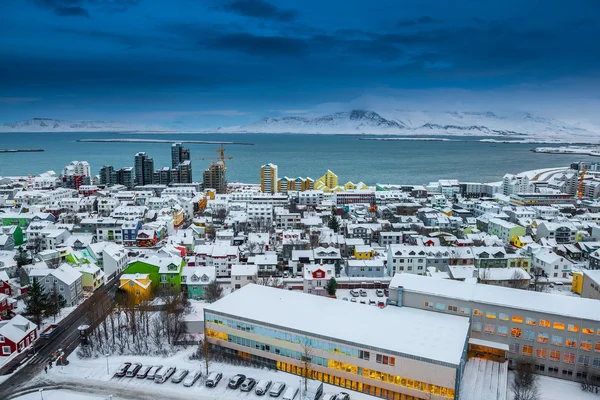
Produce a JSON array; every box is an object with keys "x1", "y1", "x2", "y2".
[
  {"x1": 578, "y1": 169, "x2": 587, "y2": 200},
  {"x1": 196, "y1": 144, "x2": 233, "y2": 168}
]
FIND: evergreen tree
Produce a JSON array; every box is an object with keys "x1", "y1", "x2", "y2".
[
  {"x1": 325, "y1": 277, "x2": 338, "y2": 296},
  {"x1": 24, "y1": 279, "x2": 50, "y2": 326},
  {"x1": 327, "y1": 212, "x2": 341, "y2": 233},
  {"x1": 14, "y1": 246, "x2": 29, "y2": 268},
  {"x1": 46, "y1": 290, "x2": 67, "y2": 322}
]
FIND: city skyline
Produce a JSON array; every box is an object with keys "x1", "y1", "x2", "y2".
[{"x1": 1, "y1": 1, "x2": 599, "y2": 128}]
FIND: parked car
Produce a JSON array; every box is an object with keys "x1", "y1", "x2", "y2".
[
  {"x1": 269, "y1": 381, "x2": 286, "y2": 397},
  {"x1": 359, "y1": 289, "x2": 367, "y2": 297},
  {"x1": 349, "y1": 289, "x2": 359, "y2": 297},
  {"x1": 182, "y1": 370, "x2": 202, "y2": 387},
  {"x1": 378, "y1": 301, "x2": 385, "y2": 308},
  {"x1": 376, "y1": 289, "x2": 384, "y2": 297},
  {"x1": 206, "y1": 372, "x2": 223, "y2": 387},
  {"x1": 342, "y1": 297, "x2": 348, "y2": 301},
  {"x1": 171, "y1": 369, "x2": 189, "y2": 383},
  {"x1": 241, "y1": 377, "x2": 257, "y2": 392},
  {"x1": 256, "y1": 379, "x2": 272, "y2": 395},
  {"x1": 126, "y1": 363, "x2": 142, "y2": 377},
  {"x1": 384, "y1": 289, "x2": 389, "y2": 297},
  {"x1": 359, "y1": 299, "x2": 366, "y2": 304},
  {"x1": 229, "y1": 374, "x2": 246, "y2": 389},
  {"x1": 350, "y1": 298, "x2": 357, "y2": 303},
  {"x1": 146, "y1": 365, "x2": 162, "y2": 380},
  {"x1": 368, "y1": 299, "x2": 376, "y2": 306},
  {"x1": 136, "y1": 365, "x2": 152, "y2": 379},
  {"x1": 322, "y1": 394, "x2": 338, "y2": 400},
  {"x1": 155, "y1": 366, "x2": 176, "y2": 383},
  {"x1": 338, "y1": 392, "x2": 351, "y2": 400},
  {"x1": 282, "y1": 386, "x2": 299, "y2": 400},
  {"x1": 115, "y1": 362, "x2": 131, "y2": 377}
]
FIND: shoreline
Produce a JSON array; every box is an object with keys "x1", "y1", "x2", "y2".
[
  {"x1": 0, "y1": 149, "x2": 44, "y2": 153},
  {"x1": 532, "y1": 146, "x2": 600, "y2": 157},
  {"x1": 76, "y1": 139, "x2": 254, "y2": 145}
]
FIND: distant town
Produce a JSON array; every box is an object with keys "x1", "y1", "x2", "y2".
[{"x1": 1, "y1": 143, "x2": 600, "y2": 400}]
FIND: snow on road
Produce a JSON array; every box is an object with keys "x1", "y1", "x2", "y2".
[{"x1": 14, "y1": 389, "x2": 120, "y2": 400}]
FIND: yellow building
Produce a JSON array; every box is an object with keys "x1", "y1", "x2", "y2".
[
  {"x1": 572, "y1": 272, "x2": 583, "y2": 295},
  {"x1": 354, "y1": 245, "x2": 375, "y2": 259},
  {"x1": 315, "y1": 170, "x2": 338, "y2": 191},
  {"x1": 344, "y1": 181, "x2": 357, "y2": 190},
  {"x1": 277, "y1": 176, "x2": 293, "y2": 194},
  {"x1": 261, "y1": 163, "x2": 278, "y2": 194},
  {"x1": 119, "y1": 273, "x2": 152, "y2": 304},
  {"x1": 513, "y1": 235, "x2": 534, "y2": 249},
  {"x1": 206, "y1": 189, "x2": 216, "y2": 200},
  {"x1": 198, "y1": 195, "x2": 207, "y2": 212}
]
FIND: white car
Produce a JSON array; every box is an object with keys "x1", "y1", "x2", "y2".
[
  {"x1": 256, "y1": 379, "x2": 272, "y2": 395},
  {"x1": 182, "y1": 370, "x2": 202, "y2": 387},
  {"x1": 155, "y1": 366, "x2": 176, "y2": 383},
  {"x1": 376, "y1": 289, "x2": 385, "y2": 297},
  {"x1": 171, "y1": 369, "x2": 189, "y2": 383},
  {"x1": 349, "y1": 289, "x2": 359, "y2": 297},
  {"x1": 322, "y1": 394, "x2": 338, "y2": 400}
]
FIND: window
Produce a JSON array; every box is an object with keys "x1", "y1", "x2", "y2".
[
  {"x1": 536, "y1": 348, "x2": 547, "y2": 359},
  {"x1": 376, "y1": 354, "x2": 382, "y2": 364},
  {"x1": 552, "y1": 335, "x2": 563, "y2": 346},
  {"x1": 526, "y1": 317, "x2": 537, "y2": 326},
  {"x1": 539, "y1": 319, "x2": 551, "y2": 328},
  {"x1": 510, "y1": 343, "x2": 520, "y2": 353},
  {"x1": 550, "y1": 350, "x2": 560, "y2": 361},
  {"x1": 484, "y1": 324, "x2": 496, "y2": 335},
  {"x1": 473, "y1": 309, "x2": 483, "y2": 317},
  {"x1": 435, "y1": 303, "x2": 446, "y2": 311},
  {"x1": 554, "y1": 322, "x2": 565, "y2": 330},
  {"x1": 498, "y1": 326, "x2": 509, "y2": 337},
  {"x1": 538, "y1": 332, "x2": 549, "y2": 343},
  {"x1": 486, "y1": 311, "x2": 497, "y2": 319},
  {"x1": 583, "y1": 328, "x2": 594, "y2": 335},
  {"x1": 568, "y1": 324, "x2": 579, "y2": 333},
  {"x1": 564, "y1": 353, "x2": 575, "y2": 364},
  {"x1": 596, "y1": 343, "x2": 600, "y2": 353},
  {"x1": 472, "y1": 322, "x2": 482, "y2": 332},
  {"x1": 499, "y1": 313, "x2": 509, "y2": 321},
  {"x1": 359, "y1": 350, "x2": 370, "y2": 361},
  {"x1": 566, "y1": 337, "x2": 577, "y2": 348},
  {"x1": 594, "y1": 358, "x2": 600, "y2": 369},
  {"x1": 460, "y1": 307, "x2": 471, "y2": 315},
  {"x1": 2, "y1": 346, "x2": 10, "y2": 355},
  {"x1": 511, "y1": 328, "x2": 522, "y2": 338},
  {"x1": 424, "y1": 301, "x2": 432, "y2": 308},
  {"x1": 522, "y1": 345, "x2": 533, "y2": 356},
  {"x1": 512, "y1": 315, "x2": 523, "y2": 323},
  {"x1": 582, "y1": 341, "x2": 593, "y2": 351},
  {"x1": 0, "y1": 336, "x2": 3, "y2": 343},
  {"x1": 579, "y1": 355, "x2": 590, "y2": 367},
  {"x1": 129, "y1": 281, "x2": 134, "y2": 287},
  {"x1": 447, "y1": 305, "x2": 458, "y2": 312},
  {"x1": 524, "y1": 330, "x2": 536, "y2": 342}
]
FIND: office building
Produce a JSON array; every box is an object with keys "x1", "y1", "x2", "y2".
[
  {"x1": 205, "y1": 284, "x2": 467, "y2": 400},
  {"x1": 134, "y1": 152, "x2": 154, "y2": 186},
  {"x1": 261, "y1": 163, "x2": 278, "y2": 194}
]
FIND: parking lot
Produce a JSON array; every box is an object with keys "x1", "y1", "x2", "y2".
[{"x1": 336, "y1": 288, "x2": 388, "y2": 307}]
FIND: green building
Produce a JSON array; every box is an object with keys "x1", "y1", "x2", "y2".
[{"x1": 124, "y1": 254, "x2": 184, "y2": 292}]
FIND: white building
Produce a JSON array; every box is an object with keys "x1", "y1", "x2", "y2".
[{"x1": 231, "y1": 264, "x2": 258, "y2": 290}]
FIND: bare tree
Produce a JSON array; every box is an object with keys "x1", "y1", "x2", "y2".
[
  {"x1": 478, "y1": 267, "x2": 491, "y2": 283},
  {"x1": 205, "y1": 280, "x2": 223, "y2": 303},
  {"x1": 509, "y1": 269, "x2": 526, "y2": 289},
  {"x1": 301, "y1": 342, "x2": 313, "y2": 392},
  {"x1": 202, "y1": 340, "x2": 211, "y2": 376},
  {"x1": 246, "y1": 241, "x2": 259, "y2": 256},
  {"x1": 253, "y1": 276, "x2": 285, "y2": 288},
  {"x1": 511, "y1": 359, "x2": 540, "y2": 400},
  {"x1": 309, "y1": 231, "x2": 326, "y2": 249}
]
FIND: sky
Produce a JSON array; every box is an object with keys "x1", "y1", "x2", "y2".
[{"x1": 1, "y1": 0, "x2": 599, "y2": 129}]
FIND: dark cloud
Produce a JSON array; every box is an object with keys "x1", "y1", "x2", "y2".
[
  {"x1": 54, "y1": 5, "x2": 89, "y2": 17},
  {"x1": 205, "y1": 33, "x2": 307, "y2": 56},
  {"x1": 32, "y1": 0, "x2": 90, "y2": 17},
  {"x1": 397, "y1": 16, "x2": 440, "y2": 27},
  {"x1": 88, "y1": 0, "x2": 140, "y2": 13},
  {"x1": 222, "y1": 0, "x2": 296, "y2": 22}
]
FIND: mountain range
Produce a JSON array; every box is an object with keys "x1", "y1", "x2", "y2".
[{"x1": 0, "y1": 117, "x2": 172, "y2": 133}]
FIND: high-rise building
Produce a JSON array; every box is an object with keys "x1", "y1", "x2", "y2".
[
  {"x1": 170, "y1": 143, "x2": 192, "y2": 183},
  {"x1": 171, "y1": 143, "x2": 190, "y2": 169},
  {"x1": 203, "y1": 162, "x2": 226, "y2": 194},
  {"x1": 116, "y1": 167, "x2": 134, "y2": 189},
  {"x1": 99, "y1": 165, "x2": 116, "y2": 186},
  {"x1": 176, "y1": 160, "x2": 192, "y2": 184},
  {"x1": 260, "y1": 163, "x2": 278, "y2": 194},
  {"x1": 134, "y1": 152, "x2": 154, "y2": 186},
  {"x1": 153, "y1": 167, "x2": 172, "y2": 185}
]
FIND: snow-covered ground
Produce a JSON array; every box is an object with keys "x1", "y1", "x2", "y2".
[
  {"x1": 508, "y1": 372, "x2": 598, "y2": 400},
  {"x1": 39, "y1": 346, "x2": 379, "y2": 400},
  {"x1": 533, "y1": 146, "x2": 600, "y2": 157},
  {"x1": 14, "y1": 390, "x2": 122, "y2": 400},
  {"x1": 335, "y1": 288, "x2": 387, "y2": 306},
  {"x1": 460, "y1": 357, "x2": 508, "y2": 400}
]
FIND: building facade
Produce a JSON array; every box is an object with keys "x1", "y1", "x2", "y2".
[{"x1": 261, "y1": 163, "x2": 278, "y2": 194}]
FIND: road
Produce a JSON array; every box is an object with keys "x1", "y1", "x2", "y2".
[{"x1": 0, "y1": 278, "x2": 119, "y2": 398}]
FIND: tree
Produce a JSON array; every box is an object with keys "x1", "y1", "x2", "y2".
[
  {"x1": 511, "y1": 359, "x2": 540, "y2": 400},
  {"x1": 201, "y1": 339, "x2": 211, "y2": 376},
  {"x1": 301, "y1": 342, "x2": 313, "y2": 393},
  {"x1": 46, "y1": 289, "x2": 67, "y2": 322},
  {"x1": 205, "y1": 280, "x2": 223, "y2": 303},
  {"x1": 325, "y1": 277, "x2": 338, "y2": 296},
  {"x1": 14, "y1": 246, "x2": 29, "y2": 268},
  {"x1": 509, "y1": 269, "x2": 526, "y2": 289},
  {"x1": 24, "y1": 279, "x2": 50, "y2": 326},
  {"x1": 253, "y1": 276, "x2": 285, "y2": 288},
  {"x1": 327, "y1": 215, "x2": 341, "y2": 233}
]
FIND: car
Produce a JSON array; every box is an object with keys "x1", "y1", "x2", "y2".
[
  {"x1": 182, "y1": 370, "x2": 202, "y2": 387},
  {"x1": 378, "y1": 301, "x2": 385, "y2": 308},
  {"x1": 384, "y1": 289, "x2": 389, "y2": 297},
  {"x1": 338, "y1": 392, "x2": 351, "y2": 400},
  {"x1": 155, "y1": 366, "x2": 176, "y2": 383},
  {"x1": 125, "y1": 363, "x2": 142, "y2": 377},
  {"x1": 359, "y1": 289, "x2": 367, "y2": 297},
  {"x1": 269, "y1": 381, "x2": 286, "y2": 397},
  {"x1": 349, "y1": 289, "x2": 359, "y2": 297},
  {"x1": 282, "y1": 386, "x2": 299, "y2": 400},
  {"x1": 136, "y1": 365, "x2": 152, "y2": 379},
  {"x1": 114, "y1": 362, "x2": 131, "y2": 377},
  {"x1": 322, "y1": 394, "x2": 338, "y2": 400},
  {"x1": 228, "y1": 374, "x2": 246, "y2": 389},
  {"x1": 241, "y1": 377, "x2": 257, "y2": 392},
  {"x1": 376, "y1": 289, "x2": 384, "y2": 297},
  {"x1": 342, "y1": 297, "x2": 348, "y2": 301},
  {"x1": 146, "y1": 365, "x2": 162, "y2": 380},
  {"x1": 255, "y1": 379, "x2": 272, "y2": 395},
  {"x1": 350, "y1": 298, "x2": 357, "y2": 303},
  {"x1": 359, "y1": 299, "x2": 366, "y2": 304},
  {"x1": 171, "y1": 369, "x2": 189, "y2": 383},
  {"x1": 368, "y1": 299, "x2": 376, "y2": 306},
  {"x1": 206, "y1": 372, "x2": 223, "y2": 387}
]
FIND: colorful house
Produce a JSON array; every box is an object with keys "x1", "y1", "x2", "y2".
[
  {"x1": 1, "y1": 226, "x2": 23, "y2": 246},
  {"x1": 0, "y1": 315, "x2": 37, "y2": 357},
  {"x1": 136, "y1": 230, "x2": 157, "y2": 247},
  {"x1": 513, "y1": 235, "x2": 534, "y2": 249},
  {"x1": 124, "y1": 253, "x2": 184, "y2": 291},
  {"x1": 314, "y1": 170, "x2": 338, "y2": 191},
  {"x1": 0, "y1": 293, "x2": 15, "y2": 320},
  {"x1": 119, "y1": 273, "x2": 152, "y2": 303},
  {"x1": 181, "y1": 267, "x2": 216, "y2": 299},
  {"x1": 78, "y1": 263, "x2": 105, "y2": 292},
  {"x1": 0, "y1": 271, "x2": 13, "y2": 297},
  {"x1": 572, "y1": 271, "x2": 583, "y2": 295},
  {"x1": 354, "y1": 245, "x2": 375, "y2": 260}
]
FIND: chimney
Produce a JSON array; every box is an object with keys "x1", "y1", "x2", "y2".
[{"x1": 397, "y1": 285, "x2": 404, "y2": 307}]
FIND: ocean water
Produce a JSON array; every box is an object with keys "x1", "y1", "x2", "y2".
[{"x1": 0, "y1": 132, "x2": 580, "y2": 185}]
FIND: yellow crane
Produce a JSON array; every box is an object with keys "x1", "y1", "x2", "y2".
[{"x1": 196, "y1": 144, "x2": 233, "y2": 169}]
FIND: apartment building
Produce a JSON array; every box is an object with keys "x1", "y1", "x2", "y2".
[
  {"x1": 260, "y1": 163, "x2": 278, "y2": 194},
  {"x1": 486, "y1": 218, "x2": 525, "y2": 245},
  {"x1": 389, "y1": 274, "x2": 600, "y2": 382},
  {"x1": 205, "y1": 284, "x2": 468, "y2": 400}
]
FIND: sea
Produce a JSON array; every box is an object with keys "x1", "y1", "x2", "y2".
[{"x1": 0, "y1": 132, "x2": 580, "y2": 185}]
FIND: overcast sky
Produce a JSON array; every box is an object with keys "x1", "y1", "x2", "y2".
[{"x1": 1, "y1": 0, "x2": 599, "y2": 128}]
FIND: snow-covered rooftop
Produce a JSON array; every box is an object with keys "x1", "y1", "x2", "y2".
[
  {"x1": 205, "y1": 284, "x2": 469, "y2": 366},
  {"x1": 391, "y1": 273, "x2": 600, "y2": 322}
]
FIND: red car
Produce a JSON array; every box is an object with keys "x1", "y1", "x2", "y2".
[{"x1": 115, "y1": 362, "x2": 132, "y2": 377}]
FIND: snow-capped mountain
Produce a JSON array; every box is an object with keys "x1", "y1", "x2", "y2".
[
  {"x1": 0, "y1": 118, "x2": 172, "y2": 133},
  {"x1": 217, "y1": 109, "x2": 599, "y2": 140}
]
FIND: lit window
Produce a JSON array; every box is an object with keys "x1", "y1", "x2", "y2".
[
  {"x1": 566, "y1": 337, "x2": 577, "y2": 348},
  {"x1": 526, "y1": 317, "x2": 537, "y2": 326},
  {"x1": 499, "y1": 313, "x2": 509, "y2": 321},
  {"x1": 595, "y1": 343, "x2": 600, "y2": 353},
  {"x1": 538, "y1": 333, "x2": 549, "y2": 343},
  {"x1": 539, "y1": 319, "x2": 551, "y2": 328},
  {"x1": 486, "y1": 312, "x2": 497, "y2": 319},
  {"x1": 554, "y1": 322, "x2": 565, "y2": 330},
  {"x1": 568, "y1": 324, "x2": 579, "y2": 333},
  {"x1": 512, "y1": 315, "x2": 523, "y2": 323},
  {"x1": 511, "y1": 328, "x2": 522, "y2": 338},
  {"x1": 550, "y1": 350, "x2": 560, "y2": 361},
  {"x1": 536, "y1": 348, "x2": 547, "y2": 359},
  {"x1": 583, "y1": 328, "x2": 594, "y2": 335},
  {"x1": 581, "y1": 341, "x2": 593, "y2": 351},
  {"x1": 564, "y1": 353, "x2": 575, "y2": 364},
  {"x1": 473, "y1": 309, "x2": 483, "y2": 317},
  {"x1": 522, "y1": 345, "x2": 533, "y2": 356}
]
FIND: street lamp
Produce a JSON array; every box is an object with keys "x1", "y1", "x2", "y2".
[
  {"x1": 39, "y1": 388, "x2": 44, "y2": 400},
  {"x1": 106, "y1": 354, "x2": 110, "y2": 375}
]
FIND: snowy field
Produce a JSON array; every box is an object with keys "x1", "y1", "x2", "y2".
[
  {"x1": 38, "y1": 346, "x2": 379, "y2": 400},
  {"x1": 14, "y1": 390, "x2": 122, "y2": 400},
  {"x1": 335, "y1": 289, "x2": 387, "y2": 306},
  {"x1": 508, "y1": 372, "x2": 599, "y2": 400}
]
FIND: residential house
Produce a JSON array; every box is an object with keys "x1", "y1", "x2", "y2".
[
  {"x1": 0, "y1": 234, "x2": 14, "y2": 251},
  {"x1": 193, "y1": 244, "x2": 239, "y2": 277},
  {"x1": 478, "y1": 267, "x2": 531, "y2": 289},
  {"x1": 345, "y1": 259, "x2": 385, "y2": 278},
  {"x1": 487, "y1": 218, "x2": 526, "y2": 245},
  {"x1": 0, "y1": 315, "x2": 37, "y2": 357},
  {"x1": 536, "y1": 222, "x2": 579, "y2": 244},
  {"x1": 1, "y1": 225, "x2": 23, "y2": 246},
  {"x1": 38, "y1": 264, "x2": 83, "y2": 306},
  {"x1": 231, "y1": 264, "x2": 258, "y2": 290},
  {"x1": 531, "y1": 248, "x2": 572, "y2": 279},
  {"x1": 78, "y1": 263, "x2": 105, "y2": 292},
  {"x1": 0, "y1": 271, "x2": 12, "y2": 296},
  {"x1": 181, "y1": 267, "x2": 216, "y2": 299},
  {"x1": 354, "y1": 245, "x2": 375, "y2": 259},
  {"x1": 252, "y1": 252, "x2": 278, "y2": 274},
  {"x1": 124, "y1": 252, "x2": 184, "y2": 291},
  {"x1": 136, "y1": 230, "x2": 157, "y2": 247},
  {"x1": 119, "y1": 273, "x2": 152, "y2": 304},
  {"x1": 303, "y1": 264, "x2": 334, "y2": 296},
  {"x1": 0, "y1": 293, "x2": 15, "y2": 320},
  {"x1": 121, "y1": 220, "x2": 142, "y2": 246}
]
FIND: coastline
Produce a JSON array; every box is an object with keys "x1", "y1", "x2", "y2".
[
  {"x1": 76, "y1": 139, "x2": 254, "y2": 145},
  {"x1": 0, "y1": 149, "x2": 44, "y2": 153},
  {"x1": 532, "y1": 146, "x2": 600, "y2": 157}
]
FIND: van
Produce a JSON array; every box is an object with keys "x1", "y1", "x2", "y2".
[
  {"x1": 269, "y1": 381, "x2": 286, "y2": 397},
  {"x1": 155, "y1": 366, "x2": 176, "y2": 383},
  {"x1": 282, "y1": 386, "x2": 299, "y2": 400},
  {"x1": 126, "y1": 363, "x2": 142, "y2": 377},
  {"x1": 255, "y1": 379, "x2": 272, "y2": 395}
]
